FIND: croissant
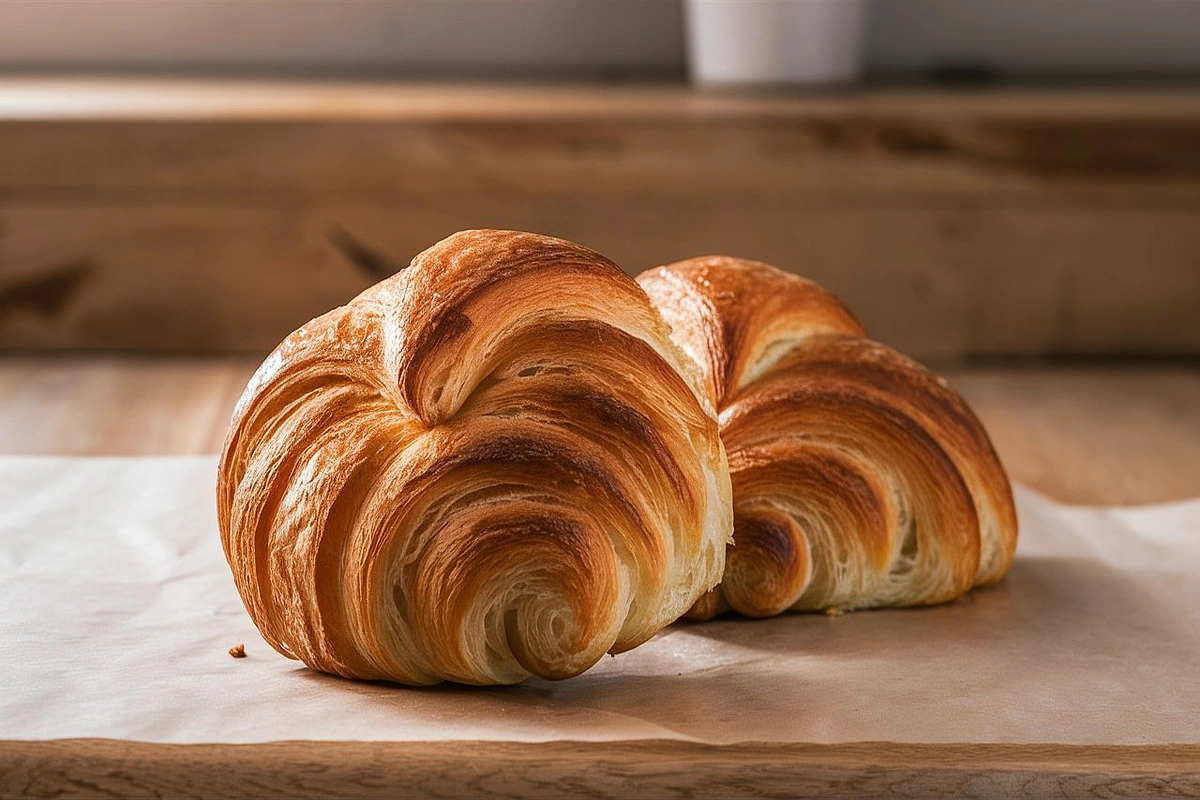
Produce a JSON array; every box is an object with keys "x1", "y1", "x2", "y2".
[
  {"x1": 217, "y1": 230, "x2": 732, "y2": 685},
  {"x1": 637, "y1": 257, "x2": 1018, "y2": 619}
]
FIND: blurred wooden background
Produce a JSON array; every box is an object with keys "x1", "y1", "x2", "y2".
[
  {"x1": 1, "y1": 80, "x2": 1198, "y2": 359},
  {"x1": 1, "y1": 79, "x2": 1198, "y2": 505}
]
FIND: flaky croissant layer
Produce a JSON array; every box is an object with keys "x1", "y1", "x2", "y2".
[
  {"x1": 638, "y1": 257, "x2": 1018, "y2": 619},
  {"x1": 217, "y1": 230, "x2": 732, "y2": 685}
]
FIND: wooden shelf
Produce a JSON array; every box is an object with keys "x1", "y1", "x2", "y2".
[{"x1": 1, "y1": 79, "x2": 1198, "y2": 358}]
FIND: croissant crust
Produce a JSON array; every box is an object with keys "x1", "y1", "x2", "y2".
[
  {"x1": 638, "y1": 256, "x2": 1017, "y2": 618},
  {"x1": 218, "y1": 230, "x2": 732, "y2": 685}
]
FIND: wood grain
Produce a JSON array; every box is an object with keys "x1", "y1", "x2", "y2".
[
  {"x1": 0, "y1": 356, "x2": 249, "y2": 455},
  {"x1": 946, "y1": 367, "x2": 1200, "y2": 505},
  {"x1": 2, "y1": 357, "x2": 1197, "y2": 506},
  {"x1": 3, "y1": 204, "x2": 1199, "y2": 358},
  {"x1": 3, "y1": 738, "x2": 1198, "y2": 799},
  {"x1": 1, "y1": 80, "x2": 1198, "y2": 356}
]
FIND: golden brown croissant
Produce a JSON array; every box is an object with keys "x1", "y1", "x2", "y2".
[
  {"x1": 637, "y1": 257, "x2": 1017, "y2": 619},
  {"x1": 217, "y1": 230, "x2": 732, "y2": 685}
]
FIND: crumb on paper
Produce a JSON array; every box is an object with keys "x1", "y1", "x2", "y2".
[
  {"x1": 229, "y1": 643, "x2": 246, "y2": 658},
  {"x1": 823, "y1": 607, "x2": 843, "y2": 617}
]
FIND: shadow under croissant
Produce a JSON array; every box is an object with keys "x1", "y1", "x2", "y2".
[
  {"x1": 285, "y1": 552, "x2": 1192, "y2": 745},
  {"x1": 674, "y1": 552, "x2": 1178, "y2": 656}
]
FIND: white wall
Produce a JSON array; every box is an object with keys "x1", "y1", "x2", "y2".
[
  {"x1": 0, "y1": 0, "x2": 1197, "y2": 77},
  {"x1": 0, "y1": 1, "x2": 685, "y2": 76}
]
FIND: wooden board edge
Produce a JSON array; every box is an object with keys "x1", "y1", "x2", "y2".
[{"x1": 2, "y1": 738, "x2": 1198, "y2": 798}]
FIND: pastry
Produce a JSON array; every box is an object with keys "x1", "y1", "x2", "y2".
[
  {"x1": 638, "y1": 257, "x2": 1017, "y2": 618},
  {"x1": 217, "y1": 230, "x2": 732, "y2": 684}
]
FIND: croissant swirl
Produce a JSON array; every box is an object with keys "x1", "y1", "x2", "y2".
[
  {"x1": 217, "y1": 230, "x2": 732, "y2": 685},
  {"x1": 638, "y1": 257, "x2": 1017, "y2": 619}
]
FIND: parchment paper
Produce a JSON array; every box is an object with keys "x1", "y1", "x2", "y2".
[{"x1": 2, "y1": 456, "x2": 1197, "y2": 746}]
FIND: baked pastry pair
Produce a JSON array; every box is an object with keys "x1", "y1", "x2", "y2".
[{"x1": 217, "y1": 230, "x2": 1017, "y2": 686}]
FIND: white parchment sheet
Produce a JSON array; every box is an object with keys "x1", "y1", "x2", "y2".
[{"x1": 2, "y1": 457, "x2": 1197, "y2": 745}]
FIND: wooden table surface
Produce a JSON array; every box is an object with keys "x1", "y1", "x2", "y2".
[
  {"x1": 2, "y1": 355, "x2": 1198, "y2": 505},
  {"x1": 3, "y1": 356, "x2": 1199, "y2": 799}
]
